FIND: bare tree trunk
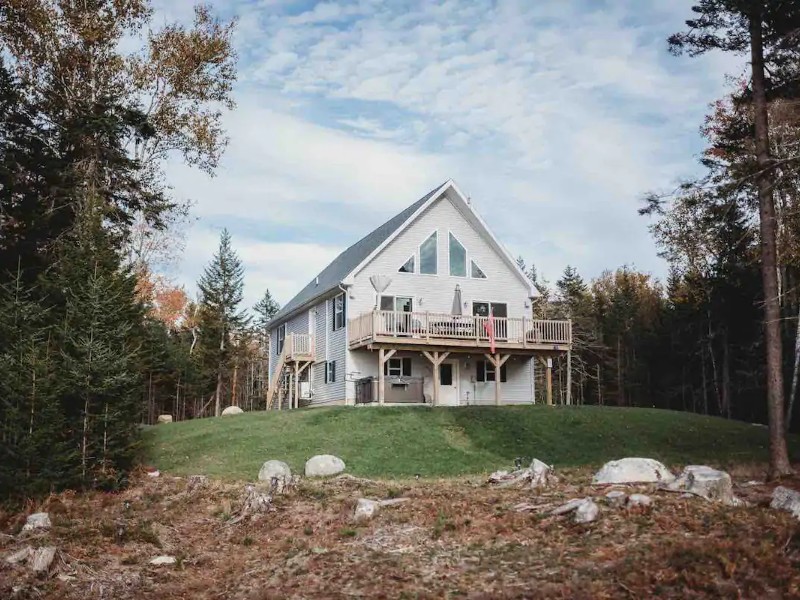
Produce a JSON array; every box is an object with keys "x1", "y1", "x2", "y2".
[
  {"x1": 722, "y1": 332, "x2": 731, "y2": 419},
  {"x1": 701, "y1": 347, "x2": 709, "y2": 415},
  {"x1": 750, "y1": 11, "x2": 793, "y2": 477},
  {"x1": 215, "y1": 368, "x2": 223, "y2": 416},
  {"x1": 787, "y1": 302, "x2": 800, "y2": 431},
  {"x1": 616, "y1": 338, "x2": 624, "y2": 406}
]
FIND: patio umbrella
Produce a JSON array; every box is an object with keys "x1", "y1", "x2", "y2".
[
  {"x1": 452, "y1": 284, "x2": 463, "y2": 315},
  {"x1": 370, "y1": 275, "x2": 392, "y2": 308}
]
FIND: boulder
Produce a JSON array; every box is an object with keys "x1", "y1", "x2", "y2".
[
  {"x1": 258, "y1": 460, "x2": 292, "y2": 483},
  {"x1": 604, "y1": 490, "x2": 627, "y2": 507},
  {"x1": 157, "y1": 414, "x2": 173, "y2": 424},
  {"x1": 771, "y1": 486, "x2": 800, "y2": 519},
  {"x1": 149, "y1": 555, "x2": 176, "y2": 566},
  {"x1": 30, "y1": 547, "x2": 56, "y2": 573},
  {"x1": 592, "y1": 458, "x2": 675, "y2": 485},
  {"x1": 627, "y1": 493, "x2": 652, "y2": 507},
  {"x1": 5, "y1": 546, "x2": 32, "y2": 565},
  {"x1": 22, "y1": 512, "x2": 51, "y2": 532},
  {"x1": 551, "y1": 498, "x2": 591, "y2": 516},
  {"x1": 305, "y1": 454, "x2": 346, "y2": 477},
  {"x1": 574, "y1": 500, "x2": 599, "y2": 523},
  {"x1": 221, "y1": 406, "x2": 244, "y2": 416},
  {"x1": 530, "y1": 459, "x2": 557, "y2": 489},
  {"x1": 354, "y1": 498, "x2": 381, "y2": 522},
  {"x1": 667, "y1": 465, "x2": 738, "y2": 506}
]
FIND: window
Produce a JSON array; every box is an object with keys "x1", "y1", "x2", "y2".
[
  {"x1": 325, "y1": 360, "x2": 336, "y2": 383},
  {"x1": 399, "y1": 255, "x2": 415, "y2": 273},
  {"x1": 380, "y1": 295, "x2": 413, "y2": 312},
  {"x1": 449, "y1": 232, "x2": 467, "y2": 277},
  {"x1": 277, "y1": 323, "x2": 286, "y2": 353},
  {"x1": 385, "y1": 357, "x2": 412, "y2": 377},
  {"x1": 471, "y1": 260, "x2": 486, "y2": 279},
  {"x1": 476, "y1": 360, "x2": 507, "y2": 382},
  {"x1": 420, "y1": 232, "x2": 437, "y2": 274},
  {"x1": 332, "y1": 293, "x2": 345, "y2": 330},
  {"x1": 472, "y1": 301, "x2": 507, "y2": 318}
]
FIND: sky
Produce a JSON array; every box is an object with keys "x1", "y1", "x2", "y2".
[{"x1": 151, "y1": 0, "x2": 745, "y2": 309}]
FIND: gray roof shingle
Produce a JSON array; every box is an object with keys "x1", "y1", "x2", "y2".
[{"x1": 268, "y1": 182, "x2": 446, "y2": 327}]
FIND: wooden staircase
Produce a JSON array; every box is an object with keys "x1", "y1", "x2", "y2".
[{"x1": 267, "y1": 333, "x2": 314, "y2": 410}]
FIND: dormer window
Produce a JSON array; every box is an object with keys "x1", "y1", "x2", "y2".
[
  {"x1": 420, "y1": 232, "x2": 437, "y2": 274},
  {"x1": 471, "y1": 260, "x2": 487, "y2": 279},
  {"x1": 449, "y1": 232, "x2": 466, "y2": 277},
  {"x1": 398, "y1": 255, "x2": 415, "y2": 273}
]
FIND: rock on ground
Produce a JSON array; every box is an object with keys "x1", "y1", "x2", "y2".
[
  {"x1": 221, "y1": 406, "x2": 244, "y2": 416},
  {"x1": 592, "y1": 458, "x2": 675, "y2": 485},
  {"x1": 551, "y1": 498, "x2": 591, "y2": 516},
  {"x1": 30, "y1": 547, "x2": 56, "y2": 573},
  {"x1": 604, "y1": 490, "x2": 627, "y2": 507},
  {"x1": 354, "y1": 498, "x2": 381, "y2": 522},
  {"x1": 667, "y1": 465, "x2": 739, "y2": 506},
  {"x1": 530, "y1": 459, "x2": 557, "y2": 489},
  {"x1": 258, "y1": 460, "x2": 292, "y2": 485},
  {"x1": 157, "y1": 415, "x2": 173, "y2": 424},
  {"x1": 771, "y1": 486, "x2": 800, "y2": 519},
  {"x1": 5, "y1": 546, "x2": 32, "y2": 565},
  {"x1": 149, "y1": 555, "x2": 176, "y2": 566},
  {"x1": 574, "y1": 500, "x2": 599, "y2": 523},
  {"x1": 22, "y1": 513, "x2": 51, "y2": 532},
  {"x1": 627, "y1": 494, "x2": 652, "y2": 507},
  {"x1": 305, "y1": 455, "x2": 346, "y2": 477}
]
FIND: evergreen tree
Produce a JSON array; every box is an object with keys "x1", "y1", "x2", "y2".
[
  {"x1": 668, "y1": 0, "x2": 800, "y2": 478},
  {"x1": 254, "y1": 289, "x2": 280, "y2": 331},
  {"x1": 197, "y1": 229, "x2": 250, "y2": 415},
  {"x1": 55, "y1": 213, "x2": 144, "y2": 488}
]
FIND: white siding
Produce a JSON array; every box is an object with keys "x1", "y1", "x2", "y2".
[
  {"x1": 349, "y1": 193, "x2": 531, "y2": 321},
  {"x1": 347, "y1": 192, "x2": 535, "y2": 404},
  {"x1": 310, "y1": 294, "x2": 348, "y2": 406},
  {"x1": 269, "y1": 310, "x2": 309, "y2": 379}
]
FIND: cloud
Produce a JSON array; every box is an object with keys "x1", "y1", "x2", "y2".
[{"x1": 152, "y1": 0, "x2": 745, "y2": 309}]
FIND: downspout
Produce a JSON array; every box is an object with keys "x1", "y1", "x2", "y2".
[{"x1": 339, "y1": 283, "x2": 352, "y2": 405}]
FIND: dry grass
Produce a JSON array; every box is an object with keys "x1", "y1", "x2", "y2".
[{"x1": 2, "y1": 466, "x2": 800, "y2": 599}]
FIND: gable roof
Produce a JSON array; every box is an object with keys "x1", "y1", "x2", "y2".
[{"x1": 268, "y1": 181, "x2": 448, "y2": 326}]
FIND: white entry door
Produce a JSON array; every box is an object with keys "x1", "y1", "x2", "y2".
[{"x1": 438, "y1": 360, "x2": 459, "y2": 406}]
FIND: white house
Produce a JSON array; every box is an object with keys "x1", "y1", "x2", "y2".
[{"x1": 266, "y1": 180, "x2": 571, "y2": 408}]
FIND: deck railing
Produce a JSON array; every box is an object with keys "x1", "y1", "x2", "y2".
[
  {"x1": 348, "y1": 310, "x2": 571, "y2": 347},
  {"x1": 286, "y1": 333, "x2": 313, "y2": 359}
]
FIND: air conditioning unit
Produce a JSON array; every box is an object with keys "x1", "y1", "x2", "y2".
[{"x1": 300, "y1": 381, "x2": 312, "y2": 400}]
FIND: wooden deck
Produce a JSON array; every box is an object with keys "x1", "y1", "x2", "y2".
[{"x1": 347, "y1": 310, "x2": 571, "y2": 352}]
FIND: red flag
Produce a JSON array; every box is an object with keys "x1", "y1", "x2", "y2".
[{"x1": 483, "y1": 309, "x2": 496, "y2": 354}]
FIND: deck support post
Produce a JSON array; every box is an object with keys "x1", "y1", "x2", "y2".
[
  {"x1": 546, "y1": 358, "x2": 553, "y2": 406},
  {"x1": 294, "y1": 363, "x2": 299, "y2": 409},
  {"x1": 378, "y1": 348, "x2": 397, "y2": 405},
  {"x1": 422, "y1": 351, "x2": 449, "y2": 406},
  {"x1": 566, "y1": 349, "x2": 572, "y2": 406},
  {"x1": 484, "y1": 353, "x2": 510, "y2": 406}
]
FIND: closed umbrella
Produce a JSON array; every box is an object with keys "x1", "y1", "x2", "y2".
[{"x1": 452, "y1": 284, "x2": 463, "y2": 315}]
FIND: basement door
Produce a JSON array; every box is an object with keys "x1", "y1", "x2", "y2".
[{"x1": 438, "y1": 360, "x2": 460, "y2": 406}]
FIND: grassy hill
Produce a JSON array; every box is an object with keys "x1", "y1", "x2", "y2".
[{"x1": 142, "y1": 405, "x2": 798, "y2": 480}]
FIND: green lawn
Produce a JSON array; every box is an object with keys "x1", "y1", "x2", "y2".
[{"x1": 142, "y1": 405, "x2": 799, "y2": 480}]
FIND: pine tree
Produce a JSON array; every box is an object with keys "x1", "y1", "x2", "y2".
[
  {"x1": 54, "y1": 209, "x2": 144, "y2": 489},
  {"x1": 668, "y1": 0, "x2": 800, "y2": 478},
  {"x1": 254, "y1": 289, "x2": 280, "y2": 331},
  {"x1": 197, "y1": 229, "x2": 250, "y2": 415}
]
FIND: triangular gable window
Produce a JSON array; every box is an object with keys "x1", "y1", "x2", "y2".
[
  {"x1": 471, "y1": 260, "x2": 486, "y2": 279},
  {"x1": 398, "y1": 255, "x2": 415, "y2": 273}
]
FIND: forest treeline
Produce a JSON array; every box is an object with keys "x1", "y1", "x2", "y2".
[{"x1": 3, "y1": 0, "x2": 800, "y2": 500}]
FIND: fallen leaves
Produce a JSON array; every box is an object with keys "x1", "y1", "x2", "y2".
[{"x1": 1, "y1": 469, "x2": 799, "y2": 598}]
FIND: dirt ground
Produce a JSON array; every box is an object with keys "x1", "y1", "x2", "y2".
[{"x1": 2, "y1": 465, "x2": 800, "y2": 599}]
